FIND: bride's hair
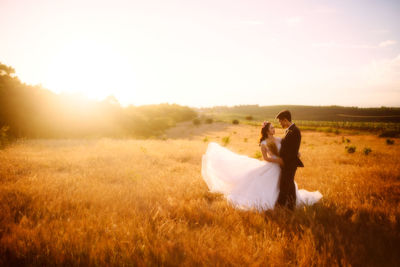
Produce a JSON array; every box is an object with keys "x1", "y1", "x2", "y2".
[
  {"x1": 259, "y1": 121, "x2": 271, "y2": 146},
  {"x1": 259, "y1": 121, "x2": 279, "y2": 156}
]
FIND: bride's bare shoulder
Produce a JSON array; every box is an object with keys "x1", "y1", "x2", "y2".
[{"x1": 260, "y1": 140, "x2": 267, "y2": 145}]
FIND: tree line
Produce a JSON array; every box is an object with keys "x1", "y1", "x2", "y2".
[
  {"x1": 201, "y1": 104, "x2": 400, "y2": 122},
  {"x1": 0, "y1": 62, "x2": 197, "y2": 139}
]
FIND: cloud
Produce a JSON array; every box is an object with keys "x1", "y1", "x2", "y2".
[
  {"x1": 311, "y1": 42, "x2": 375, "y2": 49},
  {"x1": 360, "y1": 54, "x2": 400, "y2": 90},
  {"x1": 286, "y1": 16, "x2": 302, "y2": 26},
  {"x1": 312, "y1": 40, "x2": 397, "y2": 49},
  {"x1": 239, "y1": 20, "x2": 264, "y2": 25},
  {"x1": 371, "y1": 29, "x2": 389, "y2": 34},
  {"x1": 379, "y1": 40, "x2": 397, "y2": 47},
  {"x1": 310, "y1": 7, "x2": 336, "y2": 14}
]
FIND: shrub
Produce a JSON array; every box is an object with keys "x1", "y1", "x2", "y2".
[
  {"x1": 386, "y1": 139, "x2": 395, "y2": 145},
  {"x1": 379, "y1": 131, "x2": 400, "y2": 138},
  {"x1": 222, "y1": 136, "x2": 230, "y2": 146},
  {"x1": 193, "y1": 118, "x2": 201, "y2": 126},
  {"x1": 363, "y1": 147, "x2": 372, "y2": 155},
  {"x1": 345, "y1": 145, "x2": 356, "y2": 153},
  {"x1": 245, "y1": 116, "x2": 253, "y2": 121},
  {"x1": 203, "y1": 136, "x2": 209, "y2": 142},
  {"x1": 232, "y1": 119, "x2": 239, "y2": 125},
  {"x1": 253, "y1": 151, "x2": 262, "y2": 159},
  {"x1": 243, "y1": 138, "x2": 248, "y2": 143},
  {"x1": 205, "y1": 118, "x2": 213, "y2": 124},
  {"x1": 342, "y1": 137, "x2": 351, "y2": 143}
]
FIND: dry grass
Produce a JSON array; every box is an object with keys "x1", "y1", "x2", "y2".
[{"x1": 1, "y1": 122, "x2": 399, "y2": 266}]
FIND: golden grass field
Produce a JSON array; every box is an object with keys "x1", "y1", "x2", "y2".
[{"x1": 1, "y1": 122, "x2": 399, "y2": 266}]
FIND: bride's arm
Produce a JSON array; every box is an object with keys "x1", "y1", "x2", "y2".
[{"x1": 261, "y1": 145, "x2": 282, "y2": 164}]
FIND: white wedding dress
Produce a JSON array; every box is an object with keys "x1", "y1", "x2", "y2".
[{"x1": 201, "y1": 139, "x2": 322, "y2": 211}]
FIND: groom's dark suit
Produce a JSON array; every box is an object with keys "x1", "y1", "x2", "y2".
[{"x1": 276, "y1": 123, "x2": 303, "y2": 210}]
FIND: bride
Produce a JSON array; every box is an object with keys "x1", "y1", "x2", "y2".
[{"x1": 201, "y1": 121, "x2": 322, "y2": 211}]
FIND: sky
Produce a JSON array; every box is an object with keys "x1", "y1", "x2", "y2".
[{"x1": 0, "y1": 0, "x2": 399, "y2": 107}]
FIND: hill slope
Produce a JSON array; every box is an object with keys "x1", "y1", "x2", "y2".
[{"x1": 199, "y1": 105, "x2": 400, "y2": 122}]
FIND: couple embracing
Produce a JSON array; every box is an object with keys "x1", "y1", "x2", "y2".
[{"x1": 201, "y1": 110, "x2": 322, "y2": 211}]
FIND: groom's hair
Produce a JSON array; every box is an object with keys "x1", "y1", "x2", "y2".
[{"x1": 276, "y1": 110, "x2": 292, "y2": 122}]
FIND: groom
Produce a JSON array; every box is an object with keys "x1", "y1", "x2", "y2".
[{"x1": 275, "y1": 110, "x2": 304, "y2": 210}]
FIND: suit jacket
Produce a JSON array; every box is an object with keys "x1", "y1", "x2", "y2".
[{"x1": 280, "y1": 123, "x2": 304, "y2": 168}]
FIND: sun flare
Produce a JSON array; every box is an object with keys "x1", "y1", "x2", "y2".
[{"x1": 44, "y1": 40, "x2": 136, "y2": 103}]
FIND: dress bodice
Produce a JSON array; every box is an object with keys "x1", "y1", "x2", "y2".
[{"x1": 261, "y1": 137, "x2": 281, "y2": 158}]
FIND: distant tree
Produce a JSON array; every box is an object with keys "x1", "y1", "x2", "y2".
[
  {"x1": 0, "y1": 63, "x2": 15, "y2": 76},
  {"x1": 103, "y1": 95, "x2": 120, "y2": 106},
  {"x1": 0, "y1": 125, "x2": 10, "y2": 148}
]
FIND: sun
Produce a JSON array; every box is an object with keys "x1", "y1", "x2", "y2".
[{"x1": 44, "y1": 40, "x2": 136, "y2": 104}]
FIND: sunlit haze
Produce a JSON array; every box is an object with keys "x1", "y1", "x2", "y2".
[{"x1": 1, "y1": 0, "x2": 399, "y2": 107}]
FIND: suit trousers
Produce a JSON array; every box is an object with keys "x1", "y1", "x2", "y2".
[{"x1": 276, "y1": 166, "x2": 297, "y2": 210}]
